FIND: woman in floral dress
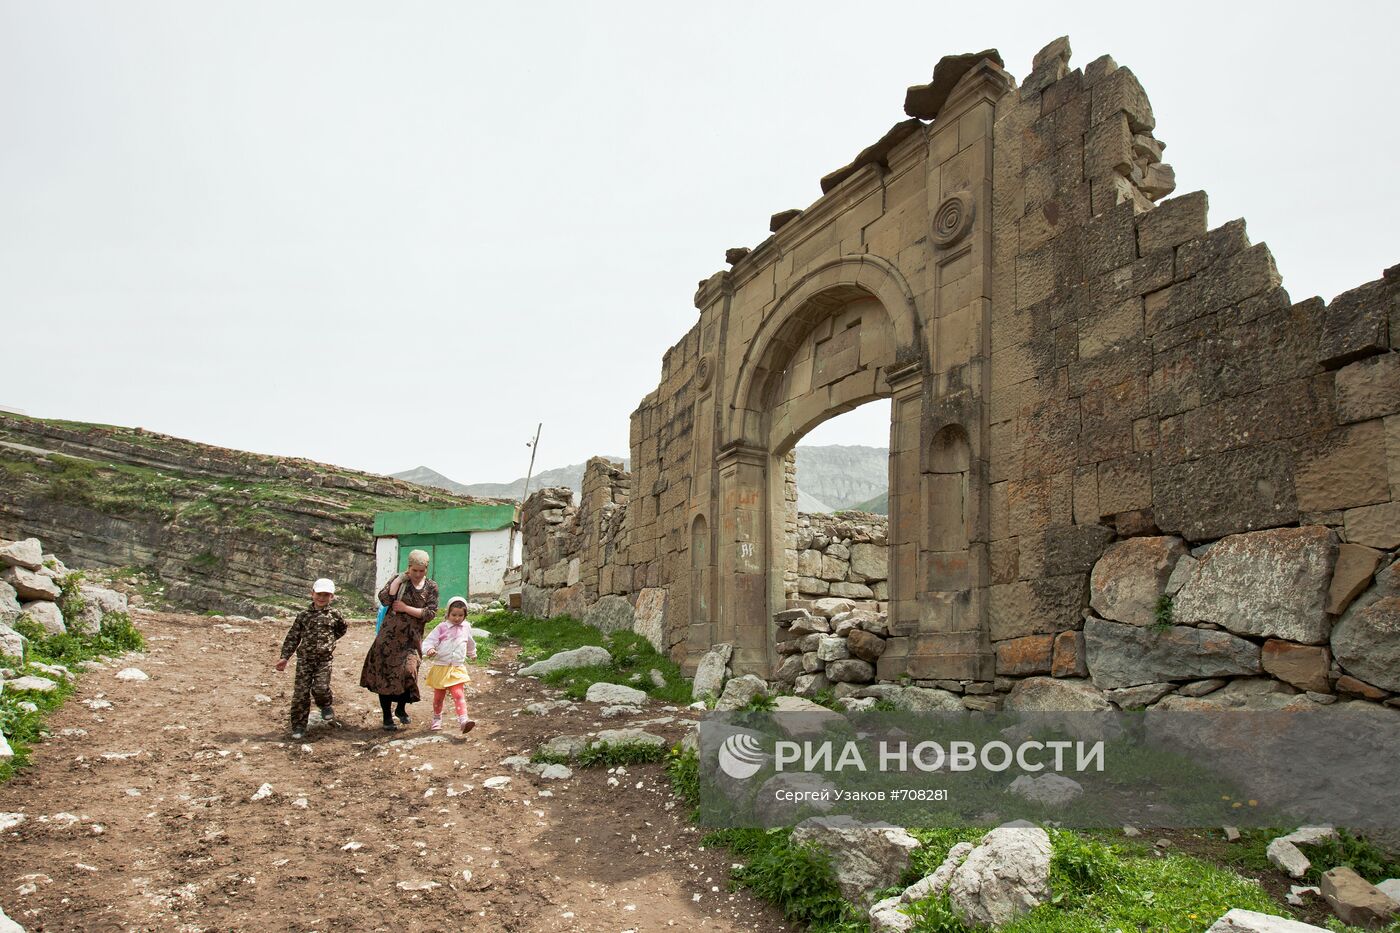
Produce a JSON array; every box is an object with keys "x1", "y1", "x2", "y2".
[{"x1": 360, "y1": 549, "x2": 438, "y2": 730}]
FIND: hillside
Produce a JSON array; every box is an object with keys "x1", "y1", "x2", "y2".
[{"x1": 0, "y1": 413, "x2": 503, "y2": 615}]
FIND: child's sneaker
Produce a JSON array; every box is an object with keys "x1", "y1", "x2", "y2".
[
  {"x1": 319, "y1": 706, "x2": 336, "y2": 724},
  {"x1": 460, "y1": 719, "x2": 476, "y2": 734},
  {"x1": 429, "y1": 715, "x2": 443, "y2": 732},
  {"x1": 291, "y1": 730, "x2": 305, "y2": 740}
]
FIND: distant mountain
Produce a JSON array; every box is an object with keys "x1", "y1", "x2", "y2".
[
  {"x1": 392, "y1": 459, "x2": 630, "y2": 502},
  {"x1": 793, "y1": 445, "x2": 888, "y2": 511},
  {"x1": 391, "y1": 465, "x2": 473, "y2": 496},
  {"x1": 395, "y1": 444, "x2": 888, "y2": 512}
]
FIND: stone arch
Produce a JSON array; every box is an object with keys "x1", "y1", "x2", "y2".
[
  {"x1": 715, "y1": 254, "x2": 928, "y2": 677},
  {"x1": 726, "y1": 254, "x2": 924, "y2": 450}
]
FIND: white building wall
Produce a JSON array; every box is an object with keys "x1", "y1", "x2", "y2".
[
  {"x1": 468, "y1": 527, "x2": 512, "y2": 598},
  {"x1": 374, "y1": 536, "x2": 399, "y2": 600}
]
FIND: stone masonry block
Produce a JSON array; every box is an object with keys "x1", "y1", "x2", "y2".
[
  {"x1": 1294, "y1": 420, "x2": 1391, "y2": 513},
  {"x1": 1154, "y1": 442, "x2": 1299, "y2": 542},
  {"x1": 1090, "y1": 66, "x2": 1154, "y2": 132},
  {"x1": 1319, "y1": 277, "x2": 1393, "y2": 368},
  {"x1": 1136, "y1": 190, "x2": 1208, "y2": 256},
  {"x1": 1335, "y1": 351, "x2": 1400, "y2": 423}
]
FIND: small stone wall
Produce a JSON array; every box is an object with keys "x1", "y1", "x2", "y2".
[{"x1": 789, "y1": 512, "x2": 889, "y2": 604}]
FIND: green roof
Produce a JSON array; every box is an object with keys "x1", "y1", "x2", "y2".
[{"x1": 373, "y1": 503, "x2": 515, "y2": 537}]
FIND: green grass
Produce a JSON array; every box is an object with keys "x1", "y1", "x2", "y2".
[
  {"x1": 473, "y1": 609, "x2": 692, "y2": 703},
  {"x1": 1298, "y1": 829, "x2": 1400, "y2": 885},
  {"x1": 701, "y1": 827, "x2": 867, "y2": 931},
  {"x1": 666, "y1": 746, "x2": 700, "y2": 809},
  {"x1": 1, "y1": 607, "x2": 145, "y2": 782},
  {"x1": 576, "y1": 740, "x2": 669, "y2": 768}
]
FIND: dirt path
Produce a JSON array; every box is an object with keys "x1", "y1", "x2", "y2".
[{"x1": 0, "y1": 612, "x2": 792, "y2": 933}]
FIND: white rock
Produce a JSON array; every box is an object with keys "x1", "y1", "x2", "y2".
[
  {"x1": 1204, "y1": 907, "x2": 1334, "y2": 932},
  {"x1": 585, "y1": 682, "x2": 647, "y2": 706},
  {"x1": 946, "y1": 825, "x2": 1052, "y2": 927},
  {"x1": 713, "y1": 674, "x2": 768, "y2": 712},
  {"x1": 253, "y1": 694, "x2": 271, "y2": 704},
  {"x1": 1266, "y1": 838, "x2": 1311, "y2": 879},
  {"x1": 0, "y1": 538, "x2": 44, "y2": 571},
  {"x1": 901, "y1": 841, "x2": 974, "y2": 902},
  {"x1": 539, "y1": 764, "x2": 573, "y2": 780},
  {"x1": 790, "y1": 816, "x2": 919, "y2": 903},
  {"x1": 115, "y1": 668, "x2": 149, "y2": 682},
  {"x1": 21, "y1": 601, "x2": 64, "y2": 636},
  {"x1": 0, "y1": 903, "x2": 21, "y2": 932},
  {"x1": 0, "y1": 735, "x2": 11, "y2": 761},
  {"x1": 6, "y1": 675, "x2": 57, "y2": 693},
  {"x1": 1008, "y1": 774, "x2": 1084, "y2": 808},
  {"x1": 1378, "y1": 878, "x2": 1400, "y2": 902},
  {"x1": 1287, "y1": 885, "x2": 1321, "y2": 906},
  {"x1": 250, "y1": 783, "x2": 273, "y2": 801},
  {"x1": 396, "y1": 880, "x2": 440, "y2": 891},
  {"x1": 868, "y1": 895, "x2": 914, "y2": 932},
  {"x1": 482, "y1": 776, "x2": 511, "y2": 789},
  {"x1": 341, "y1": 841, "x2": 363, "y2": 851},
  {"x1": 1279, "y1": 826, "x2": 1338, "y2": 847},
  {"x1": 517, "y1": 645, "x2": 612, "y2": 677},
  {"x1": 691, "y1": 643, "x2": 733, "y2": 699},
  {"x1": 0, "y1": 813, "x2": 24, "y2": 831},
  {"x1": 291, "y1": 797, "x2": 308, "y2": 809}
]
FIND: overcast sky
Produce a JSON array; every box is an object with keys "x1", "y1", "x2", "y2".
[{"x1": 2, "y1": 2, "x2": 1396, "y2": 484}]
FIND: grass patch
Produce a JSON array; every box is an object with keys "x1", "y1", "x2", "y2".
[
  {"x1": 1298, "y1": 829, "x2": 1400, "y2": 885},
  {"x1": 666, "y1": 745, "x2": 700, "y2": 810},
  {"x1": 701, "y1": 827, "x2": 866, "y2": 931},
  {"x1": 1, "y1": 608, "x2": 145, "y2": 782},
  {"x1": 473, "y1": 610, "x2": 692, "y2": 703},
  {"x1": 576, "y1": 740, "x2": 669, "y2": 768}
]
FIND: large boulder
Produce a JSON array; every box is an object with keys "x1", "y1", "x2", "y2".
[
  {"x1": 76, "y1": 583, "x2": 128, "y2": 632},
  {"x1": 1089, "y1": 536, "x2": 1188, "y2": 626},
  {"x1": 0, "y1": 623, "x2": 26, "y2": 661},
  {"x1": 790, "y1": 816, "x2": 919, "y2": 903},
  {"x1": 855, "y1": 684, "x2": 965, "y2": 712},
  {"x1": 946, "y1": 825, "x2": 1052, "y2": 927},
  {"x1": 591, "y1": 728, "x2": 667, "y2": 749},
  {"x1": 0, "y1": 582, "x2": 19, "y2": 620},
  {"x1": 584, "y1": 682, "x2": 646, "y2": 705},
  {"x1": 583, "y1": 595, "x2": 635, "y2": 634},
  {"x1": 847, "y1": 628, "x2": 887, "y2": 663},
  {"x1": 714, "y1": 674, "x2": 768, "y2": 711},
  {"x1": 1084, "y1": 617, "x2": 1261, "y2": 689},
  {"x1": 1320, "y1": 866, "x2": 1399, "y2": 928},
  {"x1": 1004, "y1": 677, "x2": 1112, "y2": 712},
  {"x1": 632, "y1": 587, "x2": 667, "y2": 651},
  {"x1": 1, "y1": 567, "x2": 59, "y2": 602},
  {"x1": 826, "y1": 659, "x2": 875, "y2": 684},
  {"x1": 22, "y1": 601, "x2": 65, "y2": 636},
  {"x1": 1172, "y1": 526, "x2": 1336, "y2": 644},
  {"x1": 1331, "y1": 596, "x2": 1400, "y2": 692},
  {"x1": 0, "y1": 538, "x2": 43, "y2": 571},
  {"x1": 517, "y1": 645, "x2": 612, "y2": 677},
  {"x1": 692, "y1": 643, "x2": 733, "y2": 699}
]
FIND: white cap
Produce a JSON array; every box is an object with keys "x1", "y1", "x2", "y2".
[{"x1": 312, "y1": 578, "x2": 336, "y2": 594}]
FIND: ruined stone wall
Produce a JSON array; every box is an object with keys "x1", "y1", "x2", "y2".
[
  {"x1": 520, "y1": 36, "x2": 1399, "y2": 709},
  {"x1": 979, "y1": 38, "x2": 1400, "y2": 708}
]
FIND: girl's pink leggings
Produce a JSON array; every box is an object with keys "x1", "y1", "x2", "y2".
[{"x1": 433, "y1": 684, "x2": 468, "y2": 720}]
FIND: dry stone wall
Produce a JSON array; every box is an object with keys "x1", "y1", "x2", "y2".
[{"x1": 520, "y1": 36, "x2": 1400, "y2": 715}]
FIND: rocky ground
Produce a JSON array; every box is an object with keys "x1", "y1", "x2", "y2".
[{"x1": 0, "y1": 610, "x2": 792, "y2": 932}]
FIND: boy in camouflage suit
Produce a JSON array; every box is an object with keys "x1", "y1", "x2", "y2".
[{"x1": 275, "y1": 578, "x2": 348, "y2": 739}]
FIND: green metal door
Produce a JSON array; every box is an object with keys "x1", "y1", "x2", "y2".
[{"x1": 398, "y1": 533, "x2": 471, "y2": 605}]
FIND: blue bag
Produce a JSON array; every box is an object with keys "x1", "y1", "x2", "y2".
[{"x1": 376, "y1": 604, "x2": 389, "y2": 633}]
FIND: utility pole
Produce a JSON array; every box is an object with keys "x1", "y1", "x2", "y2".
[{"x1": 506, "y1": 423, "x2": 542, "y2": 581}]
